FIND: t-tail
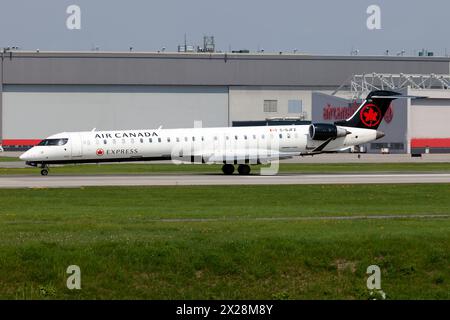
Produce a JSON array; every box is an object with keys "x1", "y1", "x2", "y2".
[
  {"x1": 305, "y1": 90, "x2": 425, "y2": 155},
  {"x1": 335, "y1": 90, "x2": 402, "y2": 130}
]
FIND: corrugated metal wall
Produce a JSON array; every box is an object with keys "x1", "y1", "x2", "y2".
[
  {"x1": 229, "y1": 86, "x2": 312, "y2": 122},
  {"x1": 2, "y1": 85, "x2": 228, "y2": 140},
  {"x1": 409, "y1": 90, "x2": 450, "y2": 138},
  {"x1": 3, "y1": 52, "x2": 449, "y2": 87}
]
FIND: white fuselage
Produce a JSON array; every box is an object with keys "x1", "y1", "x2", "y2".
[{"x1": 20, "y1": 125, "x2": 377, "y2": 165}]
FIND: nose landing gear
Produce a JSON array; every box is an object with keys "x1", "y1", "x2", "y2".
[{"x1": 40, "y1": 164, "x2": 49, "y2": 176}]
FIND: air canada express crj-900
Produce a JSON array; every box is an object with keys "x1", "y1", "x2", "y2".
[{"x1": 20, "y1": 91, "x2": 417, "y2": 176}]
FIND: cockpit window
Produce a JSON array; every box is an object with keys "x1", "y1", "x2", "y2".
[{"x1": 37, "y1": 138, "x2": 68, "y2": 146}]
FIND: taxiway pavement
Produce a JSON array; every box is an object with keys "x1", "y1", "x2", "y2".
[{"x1": 1, "y1": 173, "x2": 450, "y2": 188}]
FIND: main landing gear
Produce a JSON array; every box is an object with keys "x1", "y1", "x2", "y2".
[{"x1": 221, "y1": 164, "x2": 251, "y2": 175}]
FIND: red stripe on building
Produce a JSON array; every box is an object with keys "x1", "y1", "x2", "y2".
[
  {"x1": 1, "y1": 139, "x2": 42, "y2": 146},
  {"x1": 411, "y1": 138, "x2": 450, "y2": 148}
]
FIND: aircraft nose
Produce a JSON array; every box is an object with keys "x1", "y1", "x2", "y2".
[
  {"x1": 19, "y1": 152, "x2": 28, "y2": 161},
  {"x1": 19, "y1": 150, "x2": 33, "y2": 161}
]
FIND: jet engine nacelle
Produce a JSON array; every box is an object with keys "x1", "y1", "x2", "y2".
[{"x1": 309, "y1": 123, "x2": 348, "y2": 141}]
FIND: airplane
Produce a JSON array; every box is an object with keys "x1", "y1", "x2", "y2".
[{"x1": 19, "y1": 90, "x2": 419, "y2": 176}]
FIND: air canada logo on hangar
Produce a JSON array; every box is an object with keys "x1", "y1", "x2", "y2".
[
  {"x1": 94, "y1": 131, "x2": 158, "y2": 139},
  {"x1": 384, "y1": 106, "x2": 393, "y2": 124}
]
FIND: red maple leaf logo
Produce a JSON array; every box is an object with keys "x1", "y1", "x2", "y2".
[
  {"x1": 364, "y1": 108, "x2": 378, "y2": 122},
  {"x1": 360, "y1": 104, "x2": 381, "y2": 127},
  {"x1": 96, "y1": 148, "x2": 104, "y2": 156}
]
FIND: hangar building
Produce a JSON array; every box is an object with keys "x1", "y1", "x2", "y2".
[{"x1": 1, "y1": 50, "x2": 449, "y2": 153}]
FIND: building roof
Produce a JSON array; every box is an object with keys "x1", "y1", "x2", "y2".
[{"x1": 1, "y1": 51, "x2": 449, "y2": 88}]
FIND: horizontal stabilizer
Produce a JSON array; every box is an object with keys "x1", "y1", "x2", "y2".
[{"x1": 370, "y1": 95, "x2": 427, "y2": 99}]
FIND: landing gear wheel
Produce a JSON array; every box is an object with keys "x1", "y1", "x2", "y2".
[
  {"x1": 238, "y1": 164, "x2": 251, "y2": 175},
  {"x1": 40, "y1": 169, "x2": 49, "y2": 176},
  {"x1": 222, "y1": 164, "x2": 235, "y2": 175}
]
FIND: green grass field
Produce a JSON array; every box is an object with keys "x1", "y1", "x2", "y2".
[
  {"x1": 0, "y1": 157, "x2": 20, "y2": 162},
  {"x1": 0, "y1": 184, "x2": 448, "y2": 299},
  {"x1": 2, "y1": 162, "x2": 450, "y2": 175}
]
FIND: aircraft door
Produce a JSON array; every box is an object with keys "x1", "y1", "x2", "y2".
[{"x1": 70, "y1": 133, "x2": 83, "y2": 158}]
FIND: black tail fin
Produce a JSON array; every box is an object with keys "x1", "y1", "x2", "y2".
[{"x1": 335, "y1": 90, "x2": 401, "y2": 129}]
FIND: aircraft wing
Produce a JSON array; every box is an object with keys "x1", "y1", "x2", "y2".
[
  {"x1": 206, "y1": 149, "x2": 298, "y2": 164},
  {"x1": 172, "y1": 149, "x2": 298, "y2": 164}
]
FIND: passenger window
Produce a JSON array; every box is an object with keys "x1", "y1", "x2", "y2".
[
  {"x1": 235, "y1": 135, "x2": 238, "y2": 140},
  {"x1": 214, "y1": 136, "x2": 218, "y2": 141},
  {"x1": 167, "y1": 137, "x2": 171, "y2": 142},
  {"x1": 104, "y1": 139, "x2": 107, "y2": 145},
  {"x1": 140, "y1": 138, "x2": 144, "y2": 143},
  {"x1": 287, "y1": 133, "x2": 291, "y2": 138},
  {"x1": 122, "y1": 139, "x2": 126, "y2": 144},
  {"x1": 279, "y1": 134, "x2": 282, "y2": 139},
  {"x1": 201, "y1": 136, "x2": 204, "y2": 141},
  {"x1": 261, "y1": 134, "x2": 265, "y2": 139},
  {"x1": 192, "y1": 137, "x2": 195, "y2": 142},
  {"x1": 158, "y1": 138, "x2": 162, "y2": 143},
  {"x1": 244, "y1": 135, "x2": 247, "y2": 140},
  {"x1": 176, "y1": 137, "x2": 180, "y2": 142},
  {"x1": 253, "y1": 135, "x2": 256, "y2": 139},
  {"x1": 184, "y1": 137, "x2": 188, "y2": 142},
  {"x1": 149, "y1": 138, "x2": 152, "y2": 143},
  {"x1": 226, "y1": 136, "x2": 229, "y2": 140}
]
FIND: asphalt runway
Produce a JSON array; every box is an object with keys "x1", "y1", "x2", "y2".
[
  {"x1": 1, "y1": 153, "x2": 450, "y2": 168},
  {"x1": 1, "y1": 173, "x2": 450, "y2": 188}
]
